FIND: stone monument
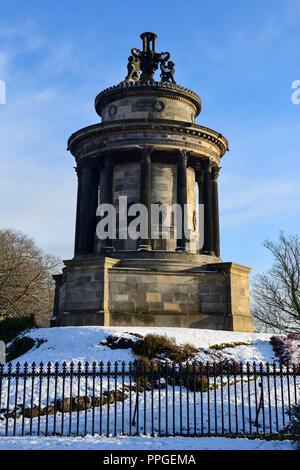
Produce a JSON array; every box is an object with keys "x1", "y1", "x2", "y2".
[{"x1": 52, "y1": 33, "x2": 254, "y2": 332}]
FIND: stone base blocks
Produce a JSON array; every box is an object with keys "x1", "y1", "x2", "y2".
[{"x1": 53, "y1": 252, "x2": 253, "y2": 332}]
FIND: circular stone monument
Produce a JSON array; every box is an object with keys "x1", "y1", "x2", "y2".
[{"x1": 52, "y1": 33, "x2": 254, "y2": 332}]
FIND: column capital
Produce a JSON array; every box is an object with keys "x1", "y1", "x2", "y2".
[
  {"x1": 52, "y1": 273, "x2": 64, "y2": 287},
  {"x1": 177, "y1": 149, "x2": 190, "y2": 165},
  {"x1": 202, "y1": 158, "x2": 213, "y2": 171},
  {"x1": 103, "y1": 149, "x2": 115, "y2": 164},
  {"x1": 139, "y1": 147, "x2": 153, "y2": 162},
  {"x1": 211, "y1": 165, "x2": 221, "y2": 181},
  {"x1": 75, "y1": 158, "x2": 100, "y2": 182},
  {"x1": 74, "y1": 166, "x2": 81, "y2": 178},
  {"x1": 77, "y1": 156, "x2": 99, "y2": 172}
]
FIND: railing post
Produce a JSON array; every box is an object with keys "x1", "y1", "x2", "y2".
[
  {"x1": 61, "y1": 362, "x2": 66, "y2": 436},
  {"x1": 193, "y1": 362, "x2": 197, "y2": 436},
  {"x1": 92, "y1": 361, "x2": 96, "y2": 436},
  {"x1": 29, "y1": 362, "x2": 35, "y2": 437},
  {"x1": 151, "y1": 361, "x2": 154, "y2": 437},
  {"x1": 45, "y1": 362, "x2": 51, "y2": 437},
  {"x1": 99, "y1": 361, "x2": 103, "y2": 436},
  {"x1": 69, "y1": 361, "x2": 74, "y2": 437},
  {"x1": 107, "y1": 361, "x2": 111, "y2": 437},
  {"x1": 13, "y1": 362, "x2": 20, "y2": 436},
  {"x1": 121, "y1": 361, "x2": 125, "y2": 435},
  {"x1": 37, "y1": 362, "x2": 43, "y2": 436},
  {"x1": 143, "y1": 362, "x2": 147, "y2": 436},
  {"x1": 240, "y1": 362, "x2": 245, "y2": 434},
  {"x1": 84, "y1": 362, "x2": 89, "y2": 436},
  {"x1": 114, "y1": 361, "x2": 118, "y2": 437}
]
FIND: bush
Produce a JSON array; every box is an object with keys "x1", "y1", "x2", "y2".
[
  {"x1": 285, "y1": 403, "x2": 300, "y2": 448},
  {"x1": 131, "y1": 334, "x2": 197, "y2": 362},
  {"x1": 0, "y1": 315, "x2": 36, "y2": 344},
  {"x1": 209, "y1": 341, "x2": 252, "y2": 350},
  {"x1": 270, "y1": 334, "x2": 300, "y2": 366},
  {"x1": 6, "y1": 336, "x2": 35, "y2": 362}
]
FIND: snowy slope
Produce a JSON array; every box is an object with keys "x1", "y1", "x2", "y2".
[
  {"x1": 1, "y1": 326, "x2": 298, "y2": 448},
  {"x1": 7, "y1": 326, "x2": 275, "y2": 366}
]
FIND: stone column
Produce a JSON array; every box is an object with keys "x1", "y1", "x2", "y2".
[
  {"x1": 51, "y1": 274, "x2": 63, "y2": 327},
  {"x1": 196, "y1": 170, "x2": 203, "y2": 254},
  {"x1": 102, "y1": 150, "x2": 115, "y2": 252},
  {"x1": 74, "y1": 166, "x2": 82, "y2": 256},
  {"x1": 202, "y1": 159, "x2": 215, "y2": 256},
  {"x1": 211, "y1": 165, "x2": 221, "y2": 257},
  {"x1": 138, "y1": 148, "x2": 152, "y2": 250},
  {"x1": 176, "y1": 149, "x2": 188, "y2": 251},
  {"x1": 75, "y1": 157, "x2": 99, "y2": 256}
]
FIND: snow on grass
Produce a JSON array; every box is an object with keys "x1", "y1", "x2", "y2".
[
  {"x1": 7, "y1": 326, "x2": 275, "y2": 366},
  {"x1": 0, "y1": 435, "x2": 296, "y2": 450},
  {"x1": 1, "y1": 326, "x2": 298, "y2": 446}
]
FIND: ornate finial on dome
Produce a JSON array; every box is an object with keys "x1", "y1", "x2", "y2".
[{"x1": 124, "y1": 32, "x2": 176, "y2": 84}]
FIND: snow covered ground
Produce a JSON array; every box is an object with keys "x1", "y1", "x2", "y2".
[
  {"x1": 0, "y1": 326, "x2": 298, "y2": 450},
  {"x1": 5, "y1": 326, "x2": 275, "y2": 366},
  {"x1": 0, "y1": 435, "x2": 296, "y2": 450}
]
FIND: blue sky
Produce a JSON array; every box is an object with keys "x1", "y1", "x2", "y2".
[{"x1": 0, "y1": 0, "x2": 299, "y2": 279}]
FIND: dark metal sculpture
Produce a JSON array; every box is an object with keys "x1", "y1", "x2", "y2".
[
  {"x1": 124, "y1": 32, "x2": 176, "y2": 84},
  {"x1": 160, "y1": 60, "x2": 175, "y2": 83},
  {"x1": 125, "y1": 55, "x2": 141, "y2": 82}
]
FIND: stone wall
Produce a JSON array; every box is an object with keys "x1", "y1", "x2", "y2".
[
  {"x1": 54, "y1": 257, "x2": 253, "y2": 332},
  {"x1": 100, "y1": 95, "x2": 197, "y2": 123},
  {"x1": 96, "y1": 161, "x2": 198, "y2": 252}
]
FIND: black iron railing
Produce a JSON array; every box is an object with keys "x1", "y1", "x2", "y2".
[{"x1": 0, "y1": 361, "x2": 299, "y2": 437}]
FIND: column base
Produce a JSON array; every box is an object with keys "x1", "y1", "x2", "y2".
[
  {"x1": 176, "y1": 246, "x2": 187, "y2": 252},
  {"x1": 137, "y1": 244, "x2": 152, "y2": 251},
  {"x1": 203, "y1": 250, "x2": 215, "y2": 256},
  {"x1": 101, "y1": 246, "x2": 115, "y2": 253}
]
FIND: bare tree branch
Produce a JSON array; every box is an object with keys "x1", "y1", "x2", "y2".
[
  {"x1": 0, "y1": 228, "x2": 63, "y2": 326},
  {"x1": 251, "y1": 232, "x2": 300, "y2": 333}
]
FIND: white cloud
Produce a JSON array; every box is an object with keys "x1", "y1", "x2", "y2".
[{"x1": 220, "y1": 172, "x2": 300, "y2": 228}]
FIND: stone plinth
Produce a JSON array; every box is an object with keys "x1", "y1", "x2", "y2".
[{"x1": 53, "y1": 253, "x2": 253, "y2": 332}]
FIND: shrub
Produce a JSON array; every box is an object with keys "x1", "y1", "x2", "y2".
[
  {"x1": 131, "y1": 334, "x2": 197, "y2": 362},
  {"x1": 285, "y1": 403, "x2": 300, "y2": 448},
  {"x1": 6, "y1": 336, "x2": 35, "y2": 362},
  {"x1": 270, "y1": 334, "x2": 300, "y2": 366},
  {"x1": 209, "y1": 341, "x2": 252, "y2": 350},
  {"x1": 0, "y1": 315, "x2": 36, "y2": 344}
]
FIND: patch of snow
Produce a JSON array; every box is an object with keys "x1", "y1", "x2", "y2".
[
  {"x1": 0, "y1": 327, "x2": 298, "y2": 443},
  {"x1": 7, "y1": 326, "x2": 274, "y2": 366},
  {"x1": 0, "y1": 435, "x2": 296, "y2": 450}
]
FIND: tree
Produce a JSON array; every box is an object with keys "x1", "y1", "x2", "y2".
[
  {"x1": 252, "y1": 232, "x2": 300, "y2": 333},
  {"x1": 0, "y1": 228, "x2": 62, "y2": 327}
]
